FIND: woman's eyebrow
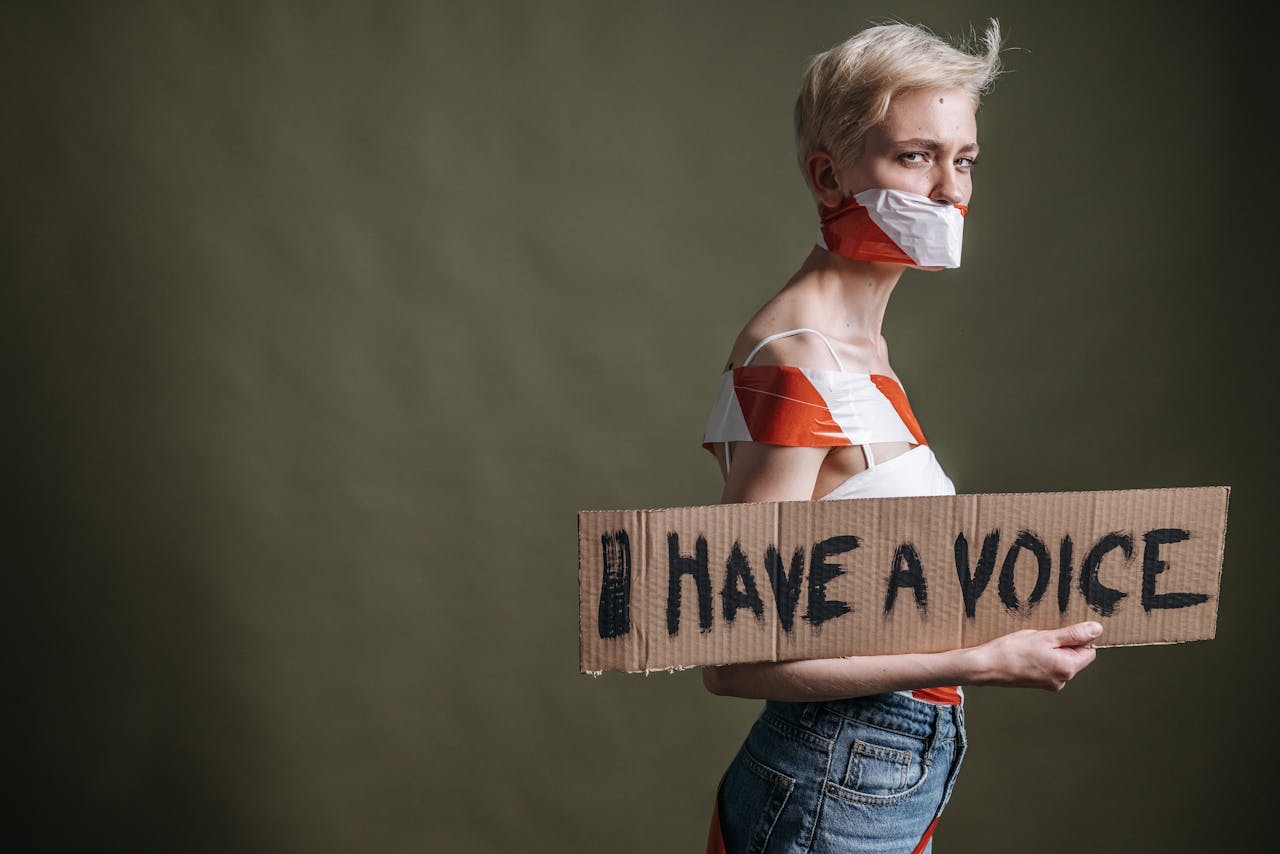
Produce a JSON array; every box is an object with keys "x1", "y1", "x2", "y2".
[{"x1": 892, "y1": 137, "x2": 980, "y2": 154}]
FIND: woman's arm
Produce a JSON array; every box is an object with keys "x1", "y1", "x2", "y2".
[
  {"x1": 703, "y1": 623, "x2": 1101, "y2": 702},
  {"x1": 720, "y1": 442, "x2": 830, "y2": 504},
  {"x1": 706, "y1": 441, "x2": 1102, "y2": 701}
]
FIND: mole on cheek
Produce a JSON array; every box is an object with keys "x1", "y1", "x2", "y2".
[{"x1": 938, "y1": 97, "x2": 945, "y2": 104}]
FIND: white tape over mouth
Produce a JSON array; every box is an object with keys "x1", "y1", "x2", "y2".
[{"x1": 854, "y1": 188, "x2": 965, "y2": 268}]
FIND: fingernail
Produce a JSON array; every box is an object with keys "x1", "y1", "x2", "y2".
[{"x1": 1087, "y1": 622, "x2": 1103, "y2": 636}]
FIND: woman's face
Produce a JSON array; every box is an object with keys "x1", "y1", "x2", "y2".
[{"x1": 818, "y1": 86, "x2": 979, "y2": 208}]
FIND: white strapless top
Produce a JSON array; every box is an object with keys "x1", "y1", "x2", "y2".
[{"x1": 818, "y1": 443, "x2": 955, "y2": 501}]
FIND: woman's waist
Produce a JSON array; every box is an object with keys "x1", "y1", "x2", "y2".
[{"x1": 762, "y1": 691, "x2": 962, "y2": 742}]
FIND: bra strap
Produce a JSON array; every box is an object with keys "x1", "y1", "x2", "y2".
[{"x1": 742, "y1": 327, "x2": 845, "y2": 371}]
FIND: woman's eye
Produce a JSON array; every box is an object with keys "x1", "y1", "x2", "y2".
[
  {"x1": 899, "y1": 152, "x2": 928, "y2": 166},
  {"x1": 956, "y1": 156, "x2": 978, "y2": 169}
]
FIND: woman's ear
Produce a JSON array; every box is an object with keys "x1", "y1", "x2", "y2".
[{"x1": 805, "y1": 152, "x2": 844, "y2": 209}]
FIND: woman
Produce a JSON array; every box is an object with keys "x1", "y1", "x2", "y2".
[{"x1": 701, "y1": 21, "x2": 1102, "y2": 853}]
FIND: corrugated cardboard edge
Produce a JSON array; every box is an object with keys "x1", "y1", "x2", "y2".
[
  {"x1": 578, "y1": 512, "x2": 595, "y2": 676},
  {"x1": 1200, "y1": 485, "x2": 1230, "y2": 641}
]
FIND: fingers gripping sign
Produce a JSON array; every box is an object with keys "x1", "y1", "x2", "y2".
[{"x1": 972, "y1": 621, "x2": 1103, "y2": 691}]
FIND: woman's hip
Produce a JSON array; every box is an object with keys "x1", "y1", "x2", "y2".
[{"x1": 717, "y1": 693, "x2": 966, "y2": 853}]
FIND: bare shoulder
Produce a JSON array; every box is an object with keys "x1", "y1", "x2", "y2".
[
  {"x1": 723, "y1": 285, "x2": 841, "y2": 372},
  {"x1": 738, "y1": 329, "x2": 843, "y2": 371}
]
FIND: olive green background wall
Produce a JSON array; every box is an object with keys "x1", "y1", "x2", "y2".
[{"x1": 6, "y1": 1, "x2": 1274, "y2": 851}]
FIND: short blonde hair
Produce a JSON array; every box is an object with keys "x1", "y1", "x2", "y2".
[{"x1": 794, "y1": 20, "x2": 1003, "y2": 171}]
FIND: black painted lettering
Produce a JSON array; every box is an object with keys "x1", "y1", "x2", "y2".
[
  {"x1": 1079, "y1": 531, "x2": 1132, "y2": 617},
  {"x1": 997, "y1": 530, "x2": 1051, "y2": 614},
  {"x1": 765, "y1": 544, "x2": 806, "y2": 633},
  {"x1": 598, "y1": 530, "x2": 632, "y2": 639},
  {"x1": 667, "y1": 532, "x2": 713, "y2": 635},
  {"x1": 884, "y1": 542, "x2": 928, "y2": 615},
  {"x1": 954, "y1": 530, "x2": 1001, "y2": 619},
  {"x1": 1141, "y1": 528, "x2": 1208, "y2": 611},
  {"x1": 1057, "y1": 535, "x2": 1074, "y2": 614},
  {"x1": 721, "y1": 541, "x2": 765, "y2": 623},
  {"x1": 804, "y1": 535, "x2": 858, "y2": 627}
]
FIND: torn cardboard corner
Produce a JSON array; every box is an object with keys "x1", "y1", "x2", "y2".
[{"x1": 578, "y1": 486, "x2": 1229, "y2": 674}]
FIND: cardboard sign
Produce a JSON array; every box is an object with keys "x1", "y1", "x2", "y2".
[{"x1": 578, "y1": 487, "x2": 1229, "y2": 674}]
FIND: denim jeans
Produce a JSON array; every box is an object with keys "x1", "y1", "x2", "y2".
[{"x1": 717, "y1": 693, "x2": 967, "y2": 853}]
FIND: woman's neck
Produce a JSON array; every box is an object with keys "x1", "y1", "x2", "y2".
[{"x1": 798, "y1": 245, "x2": 903, "y2": 344}]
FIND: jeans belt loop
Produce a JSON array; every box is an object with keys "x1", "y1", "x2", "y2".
[{"x1": 799, "y1": 702, "x2": 819, "y2": 727}]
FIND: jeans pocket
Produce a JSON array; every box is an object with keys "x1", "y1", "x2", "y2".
[
  {"x1": 831, "y1": 731, "x2": 929, "y2": 806},
  {"x1": 720, "y1": 745, "x2": 796, "y2": 854}
]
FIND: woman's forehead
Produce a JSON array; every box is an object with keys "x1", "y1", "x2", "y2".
[{"x1": 876, "y1": 87, "x2": 978, "y2": 145}]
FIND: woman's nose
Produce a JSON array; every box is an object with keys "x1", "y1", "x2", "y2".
[{"x1": 930, "y1": 170, "x2": 965, "y2": 206}]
